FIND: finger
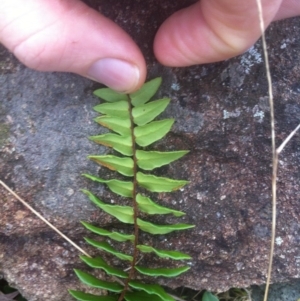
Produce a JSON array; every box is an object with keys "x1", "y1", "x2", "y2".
[
  {"x1": 274, "y1": 0, "x2": 300, "y2": 20},
  {"x1": 154, "y1": 0, "x2": 283, "y2": 67},
  {"x1": 0, "y1": 0, "x2": 146, "y2": 93}
]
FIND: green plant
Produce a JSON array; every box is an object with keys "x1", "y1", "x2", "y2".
[
  {"x1": 202, "y1": 291, "x2": 219, "y2": 301},
  {"x1": 217, "y1": 288, "x2": 251, "y2": 301},
  {"x1": 69, "y1": 78, "x2": 194, "y2": 301}
]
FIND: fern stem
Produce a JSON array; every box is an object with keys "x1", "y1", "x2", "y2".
[{"x1": 117, "y1": 95, "x2": 140, "y2": 301}]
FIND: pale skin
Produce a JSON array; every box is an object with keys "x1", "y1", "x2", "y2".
[{"x1": 0, "y1": 0, "x2": 299, "y2": 93}]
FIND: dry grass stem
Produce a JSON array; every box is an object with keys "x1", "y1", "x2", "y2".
[
  {"x1": 255, "y1": 1, "x2": 300, "y2": 301},
  {"x1": 0, "y1": 180, "x2": 91, "y2": 258},
  {"x1": 277, "y1": 123, "x2": 300, "y2": 154},
  {"x1": 254, "y1": 0, "x2": 275, "y2": 301}
]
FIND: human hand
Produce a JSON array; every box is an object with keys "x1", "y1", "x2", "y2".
[
  {"x1": 154, "y1": 0, "x2": 300, "y2": 66},
  {"x1": 1, "y1": 0, "x2": 299, "y2": 93},
  {"x1": 0, "y1": 0, "x2": 147, "y2": 93}
]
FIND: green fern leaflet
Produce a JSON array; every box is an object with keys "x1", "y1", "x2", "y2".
[{"x1": 70, "y1": 78, "x2": 194, "y2": 301}]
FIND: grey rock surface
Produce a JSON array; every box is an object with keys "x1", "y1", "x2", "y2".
[
  {"x1": 0, "y1": 1, "x2": 300, "y2": 300},
  {"x1": 252, "y1": 280, "x2": 300, "y2": 301}
]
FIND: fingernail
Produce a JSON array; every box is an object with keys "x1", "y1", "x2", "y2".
[{"x1": 87, "y1": 58, "x2": 140, "y2": 92}]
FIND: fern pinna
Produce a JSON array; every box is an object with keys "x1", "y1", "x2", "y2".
[{"x1": 69, "y1": 78, "x2": 194, "y2": 301}]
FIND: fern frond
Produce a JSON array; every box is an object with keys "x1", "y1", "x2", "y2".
[
  {"x1": 69, "y1": 290, "x2": 118, "y2": 301},
  {"x1": 74, "y1": 270, "x2": 123, "y2": 292},
  {"x1": 124, "y1": 290, "x2": 165, "y2": 301},
  {"x1": 80, "y1": 256, "x2": 128, "y2": 278},
  {"x1": 132, "y1": 98, "x2": 170, "y2": 125},
  {"x1": 94, "y1": 116, "x2": 131, "y2": 136},
  {"x1": 89, "y1": 134, "x2": 133, "y2": 156},
  {"x1": 137, "y1": 172, "x2": 189, "y2": 192},
  {"x1": 93, "y1": 100, "x2": 130, "y2": 118},
  {"x1": 136, "y1": 245, "x2": 191, "y2": 260},
  {"x1": 81, "y1": 190, "x2": 133, "y2": 223},
  {"x1": 71, "y1": 78, "x2": 193, "y2": 301},
  {"x1": 135, "y1": 265, "x2": 190, "y2": 277},
  {"x1": 136, "y1": 150, "x2": 189, "y2": 170},
  {"x1": 134, "y1": 119, "x2": 174, "y2": 147},
  {"x1": 84, "y1": 239, "x2": 133, "y2": 261},
  {"x1": 136, "y1": 194, "x2": 185, "y2": 217},
  {"x1": 128, "y1": 281, "x2": 175, "y2": 301},
  {"x1": 82, "y1": 178, "x2": 133, "y2": 197},
  {"x1": 137, "y1": 218, "x2": 194, "y2": 235},
  {"x1": 130, "y1": 77, "x2": 162, "y2": 106},
  {"x1": 88, "y1": 155, "x2": 134, "y2": 177},
  {"x1": 81, "y1": 222, "x2": 134, "y2": 242},
  {"x1": 93, "y1": 88, "x2": 127, "y2": 103}
]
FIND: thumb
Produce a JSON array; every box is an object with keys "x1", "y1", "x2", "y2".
[
  {"x1": 0, "y1": 0, "x2": 146, "y2": 93},
  {"x1": 154, "y1": 0, "x2": 282, "y2": 67}
]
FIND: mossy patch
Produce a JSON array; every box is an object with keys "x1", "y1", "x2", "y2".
[{"x1": 0, "y1": 123, "x2": 10, "y2": 148}]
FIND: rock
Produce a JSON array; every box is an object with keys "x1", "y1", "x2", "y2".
[
  {"x1": 0, "y1": 1, "x2": 300, "y2": 300},
  {"x1": 252, "y1": 279, "x2": 300, "y2": 301}
]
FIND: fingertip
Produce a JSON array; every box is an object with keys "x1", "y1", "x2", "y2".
[
  {"x1": 153, "y1": 2, "x2": 226, "y2": 67},
  {"x1": 0, "y1": 0, "x2": 147, "y2": 93},
  {"x1": 153, "y1": 7, "x2": 195, "y2": 67},
  {"x1": 86, "y1": 58, "x2": 146, "y2": 93},
  {"x1": 274, "y1": 0, "x2": 300, "y2": 20},
  {"x1": 154, "y1": 0, "x2": 282, "y2": 67}
]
